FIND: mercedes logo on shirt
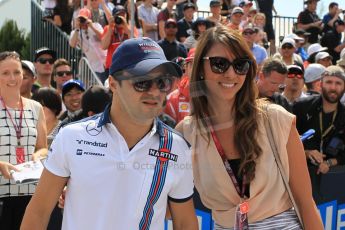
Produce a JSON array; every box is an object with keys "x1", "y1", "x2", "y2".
[{"x1": 86, "y1": 121, "x2": 102, "y2": 136}]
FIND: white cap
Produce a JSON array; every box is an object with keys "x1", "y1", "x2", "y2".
[
  {"x1": 304, "y1": 63, "x2": 326, "y2": 83},
  {"x1": 285, "y1": 33, "x2": 304, "y2": 42},
  {"x1": 315, "y1": 52, "x2": 332, "y2": 62},
  {"x1": 281, "y1": 38, "x2": 296, "y2": 47},
  {"x1": 21, "y1": 60, "x2": 36, "y2": 76},
  {"x1": 307, "y1": 43, "x2": 328, "y2": 56}
]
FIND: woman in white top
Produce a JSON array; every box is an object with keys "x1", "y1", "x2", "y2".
[{"x1": 0, "y1": 51, "x2": 47, "y2": 229}]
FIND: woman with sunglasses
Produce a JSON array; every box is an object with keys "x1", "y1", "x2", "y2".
[
  {"x1": 0, "y1": 51, "x2": 47, "y2": 229},
  {"x1": 176, "y1": 26, "x2": 323, "y2": 229}
]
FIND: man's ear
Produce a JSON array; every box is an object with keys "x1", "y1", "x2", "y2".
[{"x1": 108, "y1": 76, "x2": 117, "y2": 93}]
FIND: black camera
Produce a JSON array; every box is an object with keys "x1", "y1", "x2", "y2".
[
  {"x1": 263, "y1": 38, "x2": 269, "y2": 49},
  {"x1": 79, "y1": 17, "x2": 87, "y2": 24},
  {"x1": 115, "y1": 16, "x2": 123, "y2": 25},
  {"x1": 325, "y1": 136, "x2": 345, "y2": 157}
]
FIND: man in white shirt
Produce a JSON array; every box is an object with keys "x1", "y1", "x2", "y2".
[{"x1": 21, "y1": 37, "x2": 198, "y2": 230}]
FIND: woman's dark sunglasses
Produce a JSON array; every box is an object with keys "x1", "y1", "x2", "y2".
[{"x1": 203, "y1": 57, "x2": 251, "y2": 75}]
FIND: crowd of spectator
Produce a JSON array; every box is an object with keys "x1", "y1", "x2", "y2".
[
  {"x1": 0, "y1": 0, "x2": 345, "y2": 228},
  {"x1": 31, "y1": 0, "x2": 345, "y2": 202}
]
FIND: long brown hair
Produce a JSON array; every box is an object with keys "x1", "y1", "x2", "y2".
[{"x1": 190, "y1": 26, "x2": 262, "y2": 182}]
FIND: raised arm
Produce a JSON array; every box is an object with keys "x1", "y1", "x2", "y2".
[{"x1": 287, "y1": 119, "x2": 324, "y2": 230}]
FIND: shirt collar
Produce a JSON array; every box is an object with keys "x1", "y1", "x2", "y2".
[{"x1": 97, "y1": 103, "x2": 165, "y2": 137}]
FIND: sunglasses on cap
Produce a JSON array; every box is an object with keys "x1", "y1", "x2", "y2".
[
  {"x1": 56, "y1": 71, "x2": 72, "y2": 77},
  {"x1": 287, "y1": 73, "x2": 303, "y2": 79},
  {"x1": 203, "y1": 56, "x2": 251, "y2": 75},
  {"x1": 37, "y1": 58, "x2": 55, "y2": 64},
  {"x1": 282, "y1": 44, "x2": 294, "y2": 49},
  {"x1": 322, "y1": 70, "x2": 345, "y2": 78},
  {"x1": 114, "y1": 74, "x2": 175, "y2": 93}
]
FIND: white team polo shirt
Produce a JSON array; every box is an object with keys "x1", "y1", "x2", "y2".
[{"x1": 45, "y1": 105, "x2": 194, "y2": 230}]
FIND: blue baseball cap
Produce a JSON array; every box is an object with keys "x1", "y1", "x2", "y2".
[
  {"x1": 109, "y1": 37, "x2": 183, "y2": 78},
  {"x1": 62, "y1": 79, "x2": 85, "y2": 98}
]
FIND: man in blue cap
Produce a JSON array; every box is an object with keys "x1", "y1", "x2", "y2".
[{"x1": 21, "y1": 37, "x2": 198, "y2": 230}]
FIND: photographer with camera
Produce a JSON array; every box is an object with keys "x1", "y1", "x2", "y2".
[
  {"x1": 101, "y1": 5, "x2": 131, "y2": 82},
  {"x1": 322, "y1": 2, "x2": 343, "y2": 33},
  {"x1": 69, "y1": 8, "x2": 107, "y2": 83},
  {"x1": 293, "y1": 65, "x2": 345, "y2": 204}
]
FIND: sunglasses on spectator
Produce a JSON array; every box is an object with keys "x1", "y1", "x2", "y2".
[
  {"x1": 203, "y1": 56, "x2": 251, "y2": 75},
  {"x1": 282, "y1": 44, "x2": 294, "y2": 49},
  {"x1": 56, "y1": 71, "x2": 72, "y2": 77},
  {"x1": 287, "y1": 73, "x2": 303, "y2": 79},
  {"x1": 166, "y1": 25, "x2": 177, "y2": 29},
  {"x1": 114, "y1": 74, "x2": 175, "y2": 93},
  {"x1": 37, "y1": 58, "x2": 55, "y2": 64},
  {"x1": 242, "y1": 30, "x2": 255, "y2": 35}
]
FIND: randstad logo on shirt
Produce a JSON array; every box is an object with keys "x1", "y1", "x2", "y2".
[
  {"x1": 76, "y1": 148, "x2": 105, "y2": 157},
  {"x1": 148, "y1": 149, "x2": 178, "y2": 162},
  {"x1": 76, "y1": 140, "x2": 108, "y2": 148}
]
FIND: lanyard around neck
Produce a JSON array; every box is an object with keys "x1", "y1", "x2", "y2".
[
  {"x1": 0, "y1": 96, "x2": 24, "y2": 145},
  {"x1": 319, "y1": 109, "x2": 337, "y2": 152},
  {"x1": 206, "y1": 117, "x2": 247, "y2": 198}
]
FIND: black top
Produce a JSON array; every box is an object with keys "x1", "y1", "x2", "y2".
[
  {"x1": 293, "y1": 95, "x2": 345, "y2": 165},
  {"x1": 268, "y1": 93, "x2": 293, "y2": 113},
  {"x1": 321, "y1": 29, "x2": 342, "y2": 64},
  {"x1": 53, "y1": 6, "x2": 73, "y2": 34},
  {"x1": 157, "y1": 39, "x2": 187, "y2": 61},
  {"x1": 177, "y1": 18, "x2": 193, "y2": 42},
  {"x1": 227, "y1": 159, "x2": 250, "y2": 198},
  {"x1": 257, "y1": 0, "x2": 274, "y2": 18},
  {"x1": 297, "y1": 9, "x2": 322, "y2": 43}
]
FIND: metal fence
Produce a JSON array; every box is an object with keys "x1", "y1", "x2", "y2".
[
  {"x1": 78, "y1": 57, "x2": 103, "y2": 88},
  {"x1": 31, "y1": 0, "x2": 82, "y2": 77}
]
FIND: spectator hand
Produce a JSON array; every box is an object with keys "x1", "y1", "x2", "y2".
[
  {"x1": 306, "y1": 150, "x2": 325, "y2": 165},
  {"x1": 0, "y1": 161, "x2": 19, "y2": 179},
  {"x1": 58, "y1": 187, "x2": 67, "y2": 209},
  {"x1": 75, "y1": 18, "x2": 81, "y2": 29},
  {"x1": 109, "y1": 16, "x2": 115, "y2": 27},
  {"x1": 317, "y1": 162, "x2": 330, "y2": 174},
  {"x1": 31, "y1": 152, "x2": 41, "y2": 162}
]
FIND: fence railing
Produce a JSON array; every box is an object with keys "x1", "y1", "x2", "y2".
[
  {"x1": 78, "y1": 57, "x2": 103, "y2": 88},
  {"x1": 31, "y1": 0, "x2": 83, "y2": 77}
]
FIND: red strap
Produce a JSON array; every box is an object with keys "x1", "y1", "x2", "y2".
[
  {"x1": 0, "y1": 97, "x2": 24, "y2": 145},
  {"x1": 207, "y1": 117, "x2": 247, "y2": 198}
]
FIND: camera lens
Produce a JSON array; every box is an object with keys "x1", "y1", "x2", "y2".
[
  {"x1": 79, "y1": 17, "x2": 86, "y2": 24},
  {"x1": 115, "y1": 16, "x2": 123, "y2": 25}
]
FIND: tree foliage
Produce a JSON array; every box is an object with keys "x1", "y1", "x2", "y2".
[{"x1": 0, "y1": 20, "x2": 30, "y2": 60}]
